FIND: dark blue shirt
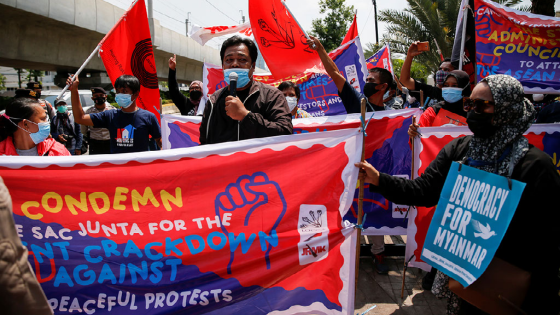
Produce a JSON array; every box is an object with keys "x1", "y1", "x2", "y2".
[
  {"x1": 90, "y1": 108, "x2": 161, "y2": 153},
  {"x1": 338, "y1": 81, "x2": 390, "y2": 113}
]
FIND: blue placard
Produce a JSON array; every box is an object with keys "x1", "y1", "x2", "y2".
[{"x1": 421, "y1": 162, "x2": 526, "y2": 287}]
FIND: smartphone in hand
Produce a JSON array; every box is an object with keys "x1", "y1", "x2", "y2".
[{"x1": 417, "y1": 41, "x2": 430, "y2": 52}]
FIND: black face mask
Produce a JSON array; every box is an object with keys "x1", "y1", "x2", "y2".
[
  {"x1": 190, "y1": 90, "x2": 202, "y2": 100},
  {"x1": 35, "y1": 91, "x2": 41, "y2": 99},
  {"x1": 363, "y1": 82, "x2": 381, "y2": 98},
  {"x1": 467, "y1": 111, "x2": 498, "y2": 139},
  {"x1": 94, "y1": 97, "x2": 106, "y2": 105}
]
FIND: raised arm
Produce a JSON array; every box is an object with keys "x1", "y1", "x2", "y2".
[
  {"x1": 66, "y1": 76, "x2": 94, "y2": 126},
  {"x1": 306, "y1": 36, "x2": 346, "y2": 93},
  {"x1": 400, "y1": 41, "x2": 424, "y2": 90},
  {"x1": 168, "y1": 54, "x2": 192, "y2": 115}
]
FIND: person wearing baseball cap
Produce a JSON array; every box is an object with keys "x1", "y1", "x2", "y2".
[
  {"x1": 51, "y1": 99, "x2": 83, "y2": 155},
  {"x1": 14, "y1": 89, "x2": 39, "y2": 100},
  {"x1": 25, "y1": 81, "x2": 55, "y2": 120},
  {"x1": 83, "y1": 87, "x2": 115, "y2": 154}
]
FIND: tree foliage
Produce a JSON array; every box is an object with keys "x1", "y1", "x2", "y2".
[
  {"x1": 26, "y1": 69, "x2": 44, "y2": 83},
  {"x1": 309, "y1": 0, "x2": 355, "y2": 52},
  {"x1": 392, "y1": 59, "x2": 431, "y2": 82},
  {"x1": 14, "y1": 68, "x2": 22, "y2": 88},
  {"x1": 363, "y1": 42, "x2": 384, "y2": 59},
  {"x1": 0, "y1": 74, "x2": 6, "y2": 91}
]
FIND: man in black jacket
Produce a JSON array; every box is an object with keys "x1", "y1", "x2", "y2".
[
  {"x1": 168, "y1": 54, "x2": 204, "y2": 116},
  {"x1": 200, "y1": 36, "x2": 293, "y2": 145}
]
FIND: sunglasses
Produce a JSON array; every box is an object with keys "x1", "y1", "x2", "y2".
[{"x1": 463, "y1": 97, "x2": 495, "y2": 113}]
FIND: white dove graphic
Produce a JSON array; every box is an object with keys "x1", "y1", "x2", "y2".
[{"x1": 471, "y1": 220, "x2": 497, "y2": 240}]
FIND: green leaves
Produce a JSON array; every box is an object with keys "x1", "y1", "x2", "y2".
[{"x1": 309, "y1": 0, "x2": 355, "y2": 52}]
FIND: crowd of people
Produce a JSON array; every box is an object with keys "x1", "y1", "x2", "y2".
[{"x1": 0, "y1": 33, "x2": 559, "y2": 314}]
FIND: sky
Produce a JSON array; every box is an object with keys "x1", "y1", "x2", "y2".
[{"x1": 105, "y1": 0, "x2": 560, "y2": 52}]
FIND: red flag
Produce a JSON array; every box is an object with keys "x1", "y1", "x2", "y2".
[
  {"x1": 249, "y1": 0, "x2": 322, "y2": 79},
  {"x1": 99, "y1": 0, "x2": 160, "y2": 122},
  {"x1": 340, "y1": 14, "x2": 358, "y2": 46}
]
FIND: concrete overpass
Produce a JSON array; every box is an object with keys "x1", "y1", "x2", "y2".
[{"x1": 0, "y1": 0, "x2": 224, "y2": 89}]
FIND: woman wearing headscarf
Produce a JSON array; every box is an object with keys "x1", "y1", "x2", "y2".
[
  {"x1": 168, "y1": 54, "x2": 204, "y2": 116},
  {"x1": 357, "y1": 74, "x2": 560, "y2": 314},
  {"x1": 408, "y1": 70, "x2": 472, "y2": 139},
  {"x1": 0, "y1": 97, "x2": 70, "y2": 156}
]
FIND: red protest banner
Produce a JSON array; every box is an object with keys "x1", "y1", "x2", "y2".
[
  {"x1": 249, "y1": 0, "x2": 323, "y2": 79},
  {"x1": 1, "y1": 129, "x2": 360, "y2": 314},
  {"x1": 99, "y1": 0, "x2": 160, "y2": 122}
]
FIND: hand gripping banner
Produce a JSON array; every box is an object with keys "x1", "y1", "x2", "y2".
[
  {"x1": 406, "y1": 124, "x2": 560, "y2": 271},
  {"x1": 0, "y1": 129, "x2": 362, "y2": 314},
  {"x1": 162, "y1": 108, "x2": 422, "y2": 236}
]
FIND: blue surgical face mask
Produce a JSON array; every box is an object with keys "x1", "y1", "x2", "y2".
[
  {"x1": 115, "y1": 93, "x2": 134, "y2": 108},
  {"x1": 442, "y1": 87, "x2": 464, "y2": 103},
  {"x1": 224, "y1": 68, "x2": 252, "y2": 89},
  {"x1": 7, "y1": 116, "x2": 50, "y2": 145},
  {"x1": 57, "y1": 105, "x2": 68, "y2": 114},
  {"x1": 23, "y1": 120, "x2": 51, "y2": 145}
]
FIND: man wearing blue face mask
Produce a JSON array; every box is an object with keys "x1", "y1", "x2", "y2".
[
  {"x1": 306, "y1": 36, "x2": 394, "y2": 114},
  {"x1": 52, "y1": 100, "x2": 83, "y2": 155},
  {"x1": 67, "y1": 75, "x2": 162, "y2": 153},
  {"x1": 200, "y1": 36, "x2": 292, "y2": 145}
]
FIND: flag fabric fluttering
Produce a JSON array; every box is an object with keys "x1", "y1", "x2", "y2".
[
  {"x1": 365, "y1": 43, "x2": 393, "y2": 74},
  {"x1": 340, "y1": 13, "x2": 358, "y2": 46},
  {"x1": 99, "y1": 0, "x2": 160, "y2": 122},
  {"x1": 249, "y1": 0, "x2": 323, "y2": 79},
  {"x1": 189, "y1": 22, "x2": 253, "y2": 46}
]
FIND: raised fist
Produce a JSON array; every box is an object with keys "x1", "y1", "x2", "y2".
[{"x1": 215, "y1": 172, "x2": 287, "y2": 274}]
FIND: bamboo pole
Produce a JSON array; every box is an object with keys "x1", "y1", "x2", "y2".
[{"x1": 355, "y1": 98, "x2": 367, "y2": 290}]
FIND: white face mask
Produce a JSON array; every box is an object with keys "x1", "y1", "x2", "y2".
[
  {"x1": 533, "y1": 94, "x2": 544, "y2": 102},
  {"x1": 286, "y1": 96, "x2": 298, "y2": 111}
]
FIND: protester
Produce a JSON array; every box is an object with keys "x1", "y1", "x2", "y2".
[
  {"x1": 26, "y1": 81, "x2": 56, "y2": 119},
  {"x1": 200, "y1": 35, "x2": 293, "y2": 145},
  {"x1": 402, "y1": 90, "x2": 421, "y2": 108},
  {"x1": 0, "y1": 176, "x2": 53, "y2": 314},
  {"x1": 307, "y1": 36, "x2": 393, "y2": 114},
  {"x1": 383, "y1": 83, "x2": 403, "y2": 110},
  {"x1": 394, "y1": 76, "x2": 421, "y2": 108},
  {"x1": 83, "y1": 87, "x2": 115, "y2": 155},
  {"x1": 168, "y1": 54, "x2": 204, "y2": 116},
  {"x1": 534, "y1": 94, "x2": 560, "y2": 123},
  {"x1": 0, "y1": 98, "x2": 70, "y2": 156},
  {"x1": 400, "y1": 42, "x2": 455, "y2": 104},
  {"x1": 67, "y1": 75, "x2": 162, "y2": 153},
  {"x1": 51, "y1": 100, "x2": 83, "y2": 155},
  {"x1": 408, "y1": 70, "x2": 472, "y2": 139},
  {"x1": 278, "y1": 81, "x2": 311, "y2": 119},
  {"x1": 356, "y1": 74, "x2": 560, "y2": 314}
]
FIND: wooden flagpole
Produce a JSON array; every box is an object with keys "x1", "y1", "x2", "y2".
[
  {"x1": 401, "y1": 131, "x2": 417, "y2": 299},
  {"x1": 355, "y1": 98, "x2": 367, "y2": 289}
]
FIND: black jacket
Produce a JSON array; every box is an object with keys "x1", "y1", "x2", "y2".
[
  {"x1": 372, "y1": 136, "x2": 560, "y2": 314},
  {"x1": 199, "y1": 80, "x2": 293, "y2": 145},
  {"x1": 168, "y1": 68, "x2": 200, "y2": 116}
]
